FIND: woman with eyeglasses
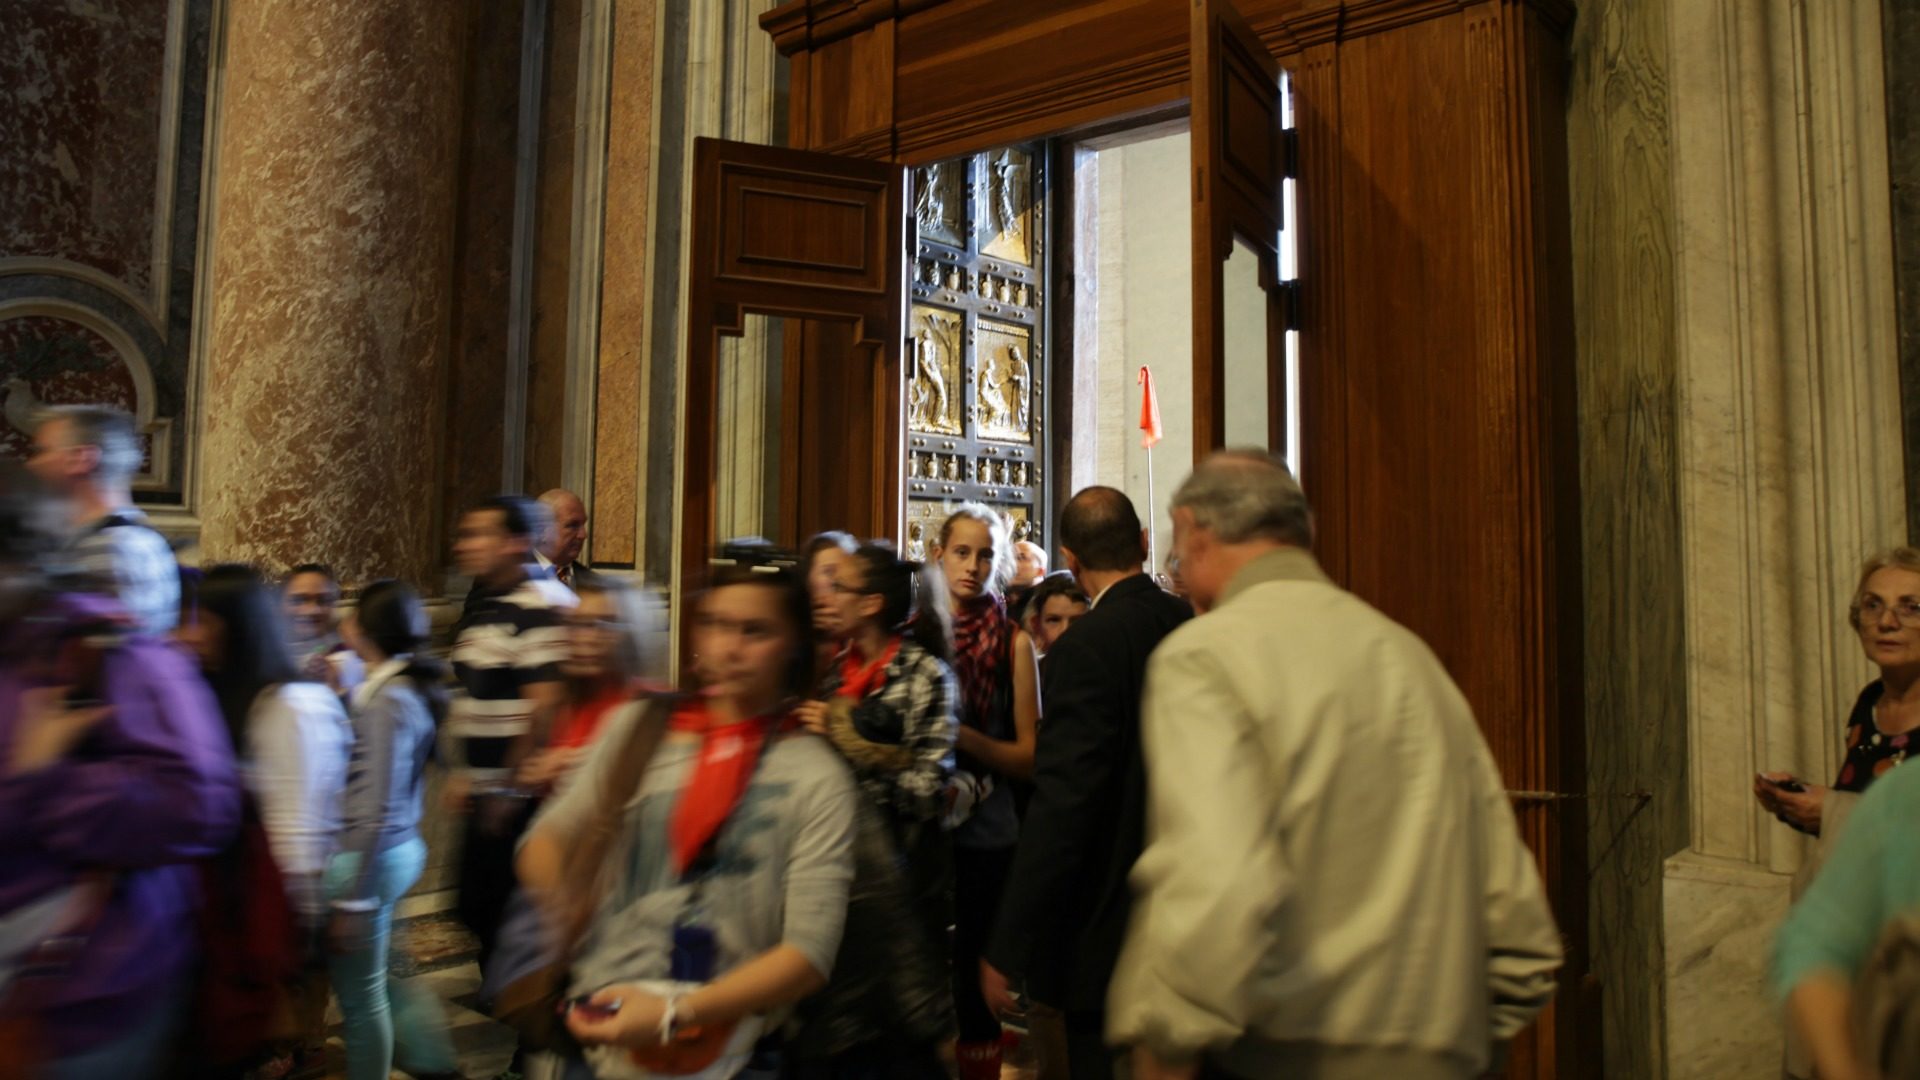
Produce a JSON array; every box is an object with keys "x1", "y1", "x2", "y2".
[
  {"x1": 1755, "y1": 548, "x2": 1920, "y2": 835},
  {"x1": 1759, "y1": 548, "x2": 1920, "y2": 1079},
  {"x1": 787, "y1": 541, "x2": 958, "y2": 1077}
]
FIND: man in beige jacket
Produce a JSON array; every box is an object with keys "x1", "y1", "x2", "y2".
[{"x1": 1108, "y1": 451, "x2": 1562, "y2": 1080}]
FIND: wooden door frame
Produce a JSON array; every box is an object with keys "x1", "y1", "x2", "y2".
[{"x1": 678, "y1": 138, "x2": 907, "y2": 657}]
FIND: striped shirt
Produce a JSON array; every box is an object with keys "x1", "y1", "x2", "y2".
[
  {"x1": 449, "y1": 568, "x2": 575, "y2": 782},
  {"x1": 70, "y1": 507, "x2": 178, "y2": 637}
]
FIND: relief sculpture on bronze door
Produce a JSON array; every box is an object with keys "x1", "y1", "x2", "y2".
[{"x1": 904, "y1": 144, "x2": 1049, "y2": 562}]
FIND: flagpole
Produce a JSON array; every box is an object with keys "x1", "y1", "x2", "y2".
[
  {"x1": 1145, "y1": 443, "x2": 1157, "y2": 576},
  {"x1": 1138, "y1": 365, "x2": 1162, "y2": 578}
]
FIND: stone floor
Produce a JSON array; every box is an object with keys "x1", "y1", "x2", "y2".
[{"x1": 317, "y1": 912, "x2": 516, "y2": 1080}]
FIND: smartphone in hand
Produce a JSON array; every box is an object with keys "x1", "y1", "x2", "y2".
[{"x1": 561, "y1": 995, "x2": 623, "y2": 1021}]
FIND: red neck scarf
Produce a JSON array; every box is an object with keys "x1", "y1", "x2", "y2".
[
  {"x1": 837, "y1": 636, "x2": 902, "y2": 701},
  {"x1": 667, "y1": 700, "x2": 796, "y2": 875},
  {"x1": 550, "y1": 683, "x2": 629, "y2": 750},
  {"x1": 950, "y1": 593, "x2": 1012, "y2": 731}
]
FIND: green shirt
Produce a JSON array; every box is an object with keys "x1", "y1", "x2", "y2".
[{"x1": 1773, "y1": 757, "x2": 1920, "y2": 999}]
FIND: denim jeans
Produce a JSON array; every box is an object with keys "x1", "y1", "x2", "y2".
[{"x1": 324, "y1": 837, "x2": 455, "y2": 1080}]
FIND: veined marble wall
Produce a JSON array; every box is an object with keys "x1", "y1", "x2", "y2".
[
  {"x1": 1572, "y1": 0, "x2": 1904, "y2": 1075},
  {"x1": 0, "y1": 0, "x2": 214, "y2": 523}
]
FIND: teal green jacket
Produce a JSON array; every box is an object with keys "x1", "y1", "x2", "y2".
[{"x1": 1774, "y1": 759, "x2": 1920, "y2": 999}]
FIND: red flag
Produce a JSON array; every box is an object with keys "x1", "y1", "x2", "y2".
[{"x1": 1138, "y1": 366, "x2": 1163, "y2": 449}]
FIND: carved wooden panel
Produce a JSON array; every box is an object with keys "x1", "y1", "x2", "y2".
[{"x1": 716, "y1": 161, "x2": 893, "y2": 292}]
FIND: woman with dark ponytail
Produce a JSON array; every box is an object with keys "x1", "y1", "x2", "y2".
[
  {"x1": 787, "y1": 541, "x2": 959, "y2": 1077},
  {"x1": 325, "y1": 580, "x2": 457, "y2": 1080}
]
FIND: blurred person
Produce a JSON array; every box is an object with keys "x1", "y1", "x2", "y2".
[
  {"x1": 1109, "y1": 452, "x2": 1559, "y2": 1080},
  {"x1": 1773, "y1": 756, "x2": 1920, "y2": 1080},
  {"x1": 1007, "y1": 539, "x2": 1050, "y2": 623},
  {"x1": 517, "y1": 558, "x2": 858, "y2": 1079},
  {"x1": 932, "y1": 503, "x2": 1042, "y2": 1080},
  {"x1": 1012, "y1": 540, "x2": 1049, "y2": 591},
  {"x1": 178, "y1": 565, "x2": 350, "y2": 922},
  {"x1": 282, "y1": 562, "x2": 363, "y2": 697},
  {"x1": 0, "y1": 459, "x2": 241, "y2": 1078},
  {"x1": 178, "y1": 564, "x2": 352, "y2": 1077},
  {"x1": 788, "y1": 542, "x2": 958, "y2": 1077},
  {"x1": 537, "y1": 488, "x2": 592, "y2": 590},
  {"x1": 803, "y1": 531, "x2": 859, "y2": 675},
  {"x1": 984, "y1": 487, "x2": 1190, "y2": 1080},
  {"x1": 1159, "y1": 552, "x2": 1187, "y2": 604},
  {"x1": 447, "y1": 495, "x2": 575, "y2": 978},
  {"x1": 1022, "y1": 571, "x2": 1090, "y2": 659},
  {"x1": 26, "y1": 404, "x2": 178, "y2": 636},
  {"x1": 517, "y1": 575, "x2": 663, "y2": 797},
  {"x1": 326, "y1": 580, "x2": 459, "y2": 1080}
]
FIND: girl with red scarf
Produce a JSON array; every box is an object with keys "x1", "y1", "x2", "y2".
[
  {"x1": 517, "y1": 561, "x2": 859, "y2": 1079},
  {"x1": 933, "y1": 504, "x2": 1042, "y2": 1080}
]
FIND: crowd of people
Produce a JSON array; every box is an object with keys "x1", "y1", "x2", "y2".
[{"x1": 1, "y1": 405, "x2": 1570, "y2": 1080}]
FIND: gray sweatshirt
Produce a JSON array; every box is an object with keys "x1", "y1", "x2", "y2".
[{"x1": 333, "y1": 659, "x2": 438, "y2": 909}]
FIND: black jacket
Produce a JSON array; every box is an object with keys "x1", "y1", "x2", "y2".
[{"x1": 984, "y1": 573, "x2": 1192, "y2": 1014}]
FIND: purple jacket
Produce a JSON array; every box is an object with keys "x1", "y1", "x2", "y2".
[{"x1": 0, "y1": 592, "x2": 240, "y2": 1056}]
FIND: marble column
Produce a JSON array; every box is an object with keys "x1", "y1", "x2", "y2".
[
  {"x1": 197, "y1": 0, "x2": 465, "y2": 586},
  {"x1": 1662, "y1": 0, "x2": 1902, "y2": 1075}
]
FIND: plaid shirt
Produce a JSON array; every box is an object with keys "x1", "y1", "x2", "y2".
[
  {"x1": 821, "y1": 638, "x2": 958, "y2": 825},
  {"x1": 70, "y1": 507, "x2": 178, "y2": 637}
]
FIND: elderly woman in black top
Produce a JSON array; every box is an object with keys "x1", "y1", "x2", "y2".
[{"x1": 1756, "y1": 548, "x2": 1920, "y2": 835}]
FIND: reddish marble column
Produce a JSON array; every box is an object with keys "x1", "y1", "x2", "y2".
[{"x1": 198, "y1": 1, "x2": 465, "y2": 586}]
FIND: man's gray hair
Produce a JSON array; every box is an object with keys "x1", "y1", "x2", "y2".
[
  {"x1": 1171, "y1": 448, "x2": 1314, "y2": 547},
  {"x1": 39, "y1": 405, "x2": 142, "y2": 484}
]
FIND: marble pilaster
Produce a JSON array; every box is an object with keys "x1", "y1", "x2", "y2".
[
  {"x1": 697, "y1": 1, "x2": 783, "y2": 545},
  {"x1": 197, "y1": 0, "x2": 465, "y2": 585},
  {"x1": 1663, "y1": 0, "x2": 1903, "y2": 1073}
]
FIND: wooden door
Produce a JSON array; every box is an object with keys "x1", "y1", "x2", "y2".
[
  {"x1": 1190, "y1": 0, "x2": 1289, "y2": 457},
  {"x1": 680, "y1": 138, "x2": 907, "y2": 606}
]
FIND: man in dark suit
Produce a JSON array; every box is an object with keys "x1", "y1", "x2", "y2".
[{"x1": 982, "y1": 486, "x2": 1193, "y2": 1080}]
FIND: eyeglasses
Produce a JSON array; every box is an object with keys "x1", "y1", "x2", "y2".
[
  {"x1": 828, "y1": 580, "x2": 876, "y2": 596},
  {"x1": 1857, "y1": 597, "x2": 1920, "y2": 626}
]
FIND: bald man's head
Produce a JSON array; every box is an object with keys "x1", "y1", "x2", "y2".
[
  {"x1": 538, "y1": 488, "x2": 588, "y2": 565},
  {"x1": 1059, "y1": 486, "x2": 1147, "y2": 572}
]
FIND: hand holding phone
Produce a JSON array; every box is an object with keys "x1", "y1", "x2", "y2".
[{"x1": 563, "y1": 994, "x2": 624, "y2": 1021}]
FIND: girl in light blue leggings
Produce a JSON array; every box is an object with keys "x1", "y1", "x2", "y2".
[{"x1": 327, "y1": 581, "x2": 457, "y2": 1080}]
